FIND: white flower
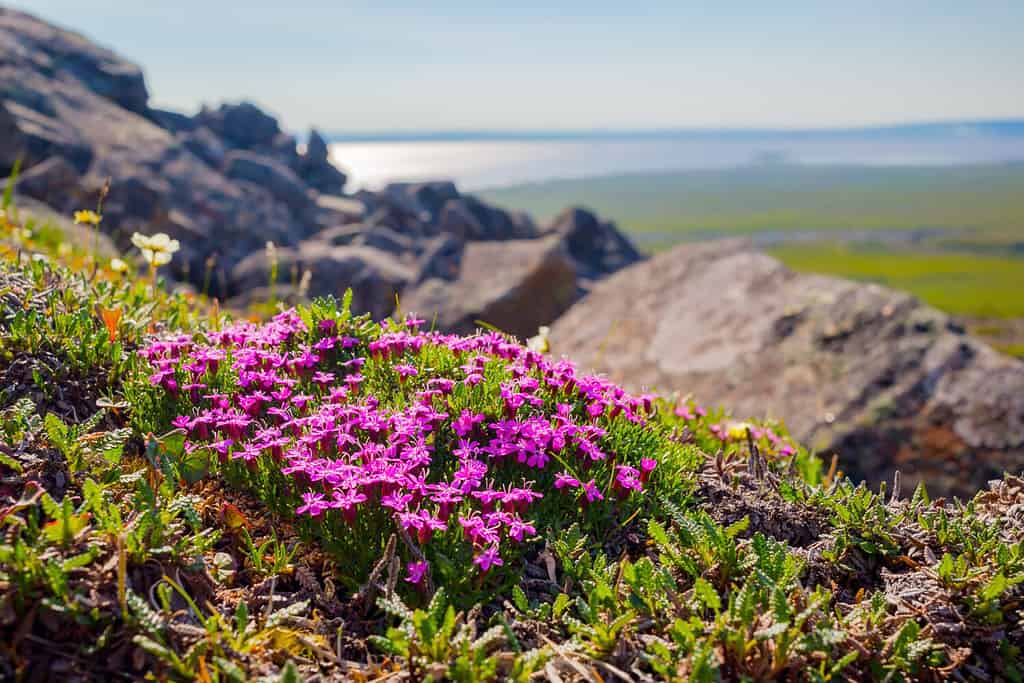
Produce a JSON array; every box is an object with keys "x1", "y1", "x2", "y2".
[
  {"x1": 131, "y1": 231, "x2": 180, "y2": 267},
  {"x1": 527, "y1": 325, "x2": 551, "y2": 353},
  {"x1": 109, "y1": 257, "x2": 128, "y2": 274}
]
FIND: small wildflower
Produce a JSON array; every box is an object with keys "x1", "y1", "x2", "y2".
[
  {"x1": 526, "y1": 325, "x2": 551, "y2": 353},
  {"x1": 73, "y1": 210, "x2": 101, "y2": 225},
  {"x1": 131, "y1": 231, "x2": 180, "y2": 267},
  {"x1": 405, "y1": 561, "x2": 429, "y2": 585},
  {"x1": 474, "y1": 545, "x2": 503, "y2": 573},
  {"x1": 109, "y1": 257, "x2": 128, "y2": 274}
]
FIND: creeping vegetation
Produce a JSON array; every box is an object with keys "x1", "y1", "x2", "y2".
[{"x1": 0, "y1": 203, "x2": 1022, "y2": 681}]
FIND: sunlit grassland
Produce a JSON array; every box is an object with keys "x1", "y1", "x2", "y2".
[
  {"x1": 767, "y1": 244, "x2": 1024, "y2": 319},
  {"x1": 482, "y1": 162, "x2": 1024, "y2": 242}
]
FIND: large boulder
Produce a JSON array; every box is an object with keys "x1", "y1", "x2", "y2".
[
  {"x1": 546, "y1": 206, "x2": 642, "y2": 281},
  {"x1": 222, "y1": 150, "x2": 311, "y2": 212},
  {"x1": 0, "y1": 9, "x2": 149, "y2": 116},
  {"x1": 195, "y1": 101, "x2": 281, "y2": 150},
  {"x1": 403, "y1": 235, "x2": 577, "y2": 339},
  {"x1": 294, "y1": 129, "x2": 346, "y2": 195},
  {"x1": 548, "y1": 240, "x2": 1024, "y2": 498},
  {"x1": 439, "y1": 196, "x2": 538, "y2": 241},
  {"x1": 178, "y1": 126, "x2": 227, "y2": 168},
  {"x1": 230, "y1": 243, "x2": 414, "y2": 319},
  {"x1": 7, "y1": 156, "x2": 81, "y2": 206}
]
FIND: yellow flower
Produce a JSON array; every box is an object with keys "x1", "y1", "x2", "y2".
[
  {"x1": 73, "y1": 210, "x2": 102, "y2": 226},
  {"x1": 109, "y1": 257, "x2": 128, "y2": 274},
  {"x1": 726, "y1": 421, "x2": 753, "y2": 440},
  {"x1": 131, "y1": 231, "x2": 180, "y2": 267}
]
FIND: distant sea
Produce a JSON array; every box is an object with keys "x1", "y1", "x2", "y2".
[{"x1": 327, "y1": 121, "x2": 1024, "y2": 191}]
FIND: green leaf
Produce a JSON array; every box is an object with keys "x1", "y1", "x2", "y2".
[
  {"x1": 980, "y1": 572, "x2": 1008, "y2": 602},
  {"x1": 44, "y1": 413, "x2": 70, "y2": 455},
  {"x1": 512, "y1": 585, "x2": 529, "y2": 613},
  {"x1": 132, "y1": 635, "x2": 174, "y2": 662},
  {"x1": 724, "y1": 517, "x2": 750, "y2": 539},
  {"x1": 278, "y1": 660, "x2": 302, "y2": 683},
  {"x1": 937, "y1": 553, "x2": 954, "y2": 580},
  {"x1": 552, "y1": 593, "x2": 570, "y2": 620},
  {"x1": 212, "y1": 657, "x2": 248, "y2": 683},
  {"x1": 647, "y1": 519, "x2": 671, "y2": 548},
  {"x1": 235, "y1": 600, "x2": 249, "y2": 635},
  {"x1": 693, "y1": 577, "x2": 721, "y2": 612}
]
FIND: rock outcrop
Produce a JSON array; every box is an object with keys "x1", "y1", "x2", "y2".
[
  {"x1": 547, "y1": 206, "x2": 642, "y2": 283},
  {"x1": 404, "y1": 235, "x2": 578, "y2": 338},
  {"x1": 0, "y1": 7, "x2": 640, "y2": 330},
  {"x1": 548, "y1": 240, "x2": 1024, "y2": 498}
]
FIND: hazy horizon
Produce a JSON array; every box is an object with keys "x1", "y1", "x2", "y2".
[{"x1": 11, "y1": 1, "x2": 1024, "y2": 133}]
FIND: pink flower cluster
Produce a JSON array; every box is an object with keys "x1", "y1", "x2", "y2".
[{"x1": 141, "y1": 309, "x2": 659, "y2": 581}]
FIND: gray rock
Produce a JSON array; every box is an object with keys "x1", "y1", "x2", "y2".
[
  {"x1": 151, "y1": 107, "x2": 195, "y2": 133},
  {"x1": 0, "y1": 9, "x2": 149, "y2": 115},
  {"x1": 315, "y1": 194, "x2": 365, "y2": 222},
  {"x1": 0, "y1": 102, "x2": 25, "y2": 174},
  {"x1": 292, "y1": 130, "x2": 346, "y2": 195},
  {"x1": 546, "y1": 206, "x2": 642, "y2": 281},
  {"x1": 196, "y1": 101, "x2": 281, "y2": 149},
  {"x1": 309, "y1": 223, "x2": 415, "y2": 256},
  {"x1": 403, "y1": 235, "x2": 577, "y2": 339},
  {"x1": 386, "y1": 181, "x2": 460, "y2": 223},
  {"x1": 437, "y1": 196, "x2": 538, "y2": 241},
  {"x1": 8, "y1": 156, "x2": 80, "y2": 205},
  {"x1": 417, "y1": 234, "x2": 464, "y2": 282},
  {"x1": 305, "y1": 129, "x2": 329, "y2": 163},
  {"x1": 231, "y1": 243, "x2": 413, "y2": 319},
  {"x1": 178, "y1": 126, "x2": 226, "y2": 168},
  {"x1": 548, "y1": 241, "x2": 1024, "y2": 498},
  {"x1": 222, "y1": 150, "x2": 311, "y2": 212},
  {"x1": 311, "y1": 224, "x2": 365, "y2": 247}
]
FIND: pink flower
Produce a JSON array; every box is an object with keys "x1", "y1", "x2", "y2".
[
  {"x1": 582, "y1": 479, "x2": 604, "y2": 503},
  {"x1": 474, "y1": 545, "x2": 503, "y2": 573},
  {"x1": 554, "y1": 473, "x2": 580, "y2": 490},
  {"x1": 405, "y1": 561, "x2": 429, "y2": 585},
  {"x1": 296, "y1": 492, "x2": 329, "y2": 517}
]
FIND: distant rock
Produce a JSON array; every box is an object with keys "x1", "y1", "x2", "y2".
[
  {"x1": 404, "y1": 236, "x2": 577, "y2": 339},
  {"x1": 195, "y1": 101, "x2": 282, "y2": 150},
  {"x1": 294, "y1": 129, "x2": 346, "y2": 195},
  {"x1": 178, "y1": 126, "x2": 226, "y2": 168},
  {"x1": 222, "y1": 150, "x2": 311, "y2": 212},
  {"x1": 8, "y1": 156, "x2": 81, "y2": 205},
  {"x1": 548, "y1": 240, "x2": 1024, "y2": 498},
  {"x1": 231, "y1": 243, "x2": 413, "y2": 319},
  {"x1": 546, "y1": 206, "x2": 642, "y2": 282}
]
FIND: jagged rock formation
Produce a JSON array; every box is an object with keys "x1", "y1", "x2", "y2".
[
  {"x1": 549, "y1": 240, "x2": 1024, "y2": 497},
  {"x1": 0, "y1": 8, "x2": 641, "y2": 329}
]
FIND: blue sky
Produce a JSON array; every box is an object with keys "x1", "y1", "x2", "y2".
[{"x1": 14, "y1": 1, "x2": 1024, "y2": 132}]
